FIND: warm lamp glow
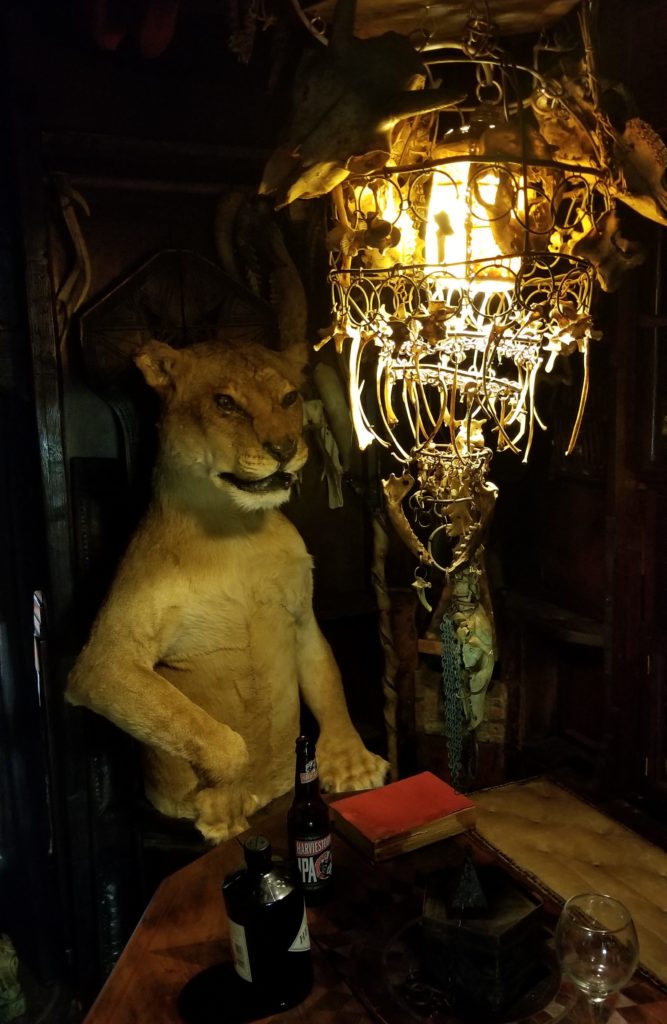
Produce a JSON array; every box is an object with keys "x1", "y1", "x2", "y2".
[
  {"x1": 356, "y1": 176, "x2": 418, "y2": 266},
  {"x1": 424, "y1": 163, "x2": 520, "y2": 284},
  {"x1": 327, "y1": 152, "x2": 599, "y2": 473}
]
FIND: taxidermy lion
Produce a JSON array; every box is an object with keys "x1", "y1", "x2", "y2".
[{"x1": 67, "y1": 336, "x2": 389, "y2": 842}]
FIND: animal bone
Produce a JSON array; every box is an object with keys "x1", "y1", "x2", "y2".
[
  {"x1": 530, "y1": 70, "x2": 599, "y2": 163},
  {"x1": 572, "y1": 209, "x2": 645, "y2": 293},
  {"x1": 470, "y1": 167, "x2": 553, "y2": 257},
  {"x1": 613, "y1": 118, "x2": 667, "y2": 225},
  {"x1": 53, "y1": 174, "x2": 92, "y2": 321},
  {"x1": 407, "y1": 440, "x2": 498, "y2": 579},
  {"x1": 260, "y1": 0, "x2": 464, "y2": 207},
  {"x1": 531, "y1": 62, "x2": 667, "y2": 227},
  {"x1": 411, "y1": 575, "x2": 433, "y2": 613},
  {"x1": 382, "y1": 472, "x2": 434, "y2": 567}
]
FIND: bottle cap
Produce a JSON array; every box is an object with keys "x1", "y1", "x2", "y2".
[{"x1": 243, "y1": 835, "x2": 272, "y2": 872}]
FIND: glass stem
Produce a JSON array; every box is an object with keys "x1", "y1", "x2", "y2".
[{"x1": 589, "y1": 998, "x2": 610, "y2": 1023}]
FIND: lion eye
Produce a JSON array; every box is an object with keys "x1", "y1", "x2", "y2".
[
  {"x1": 214, "y1": 393, "x2": 243, "y2": 414},
  {"x1": 281, "y1": 390, "x2": 299, "y2": 409}
]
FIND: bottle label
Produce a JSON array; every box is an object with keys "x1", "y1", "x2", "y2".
[
  {"x1": 295, "y1": 834, "x2": 332, "y2": 888},
  {"x1": 288, "y1": 905, "x2": 311, "y2": 953},
  {"x1": 299, "y1": 757, "x2": 318, "y2": 784},
  {"x1": 228, "y1": 917, "x2": 252, "y2": 982}
]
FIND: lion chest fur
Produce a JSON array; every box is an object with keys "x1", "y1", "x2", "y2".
[
  {"x1": 85, "y1": 499, "x2": 314, "y2": 808},
  {"x1": 150, "y1": 508, "x2": 312, "y2": 771}
]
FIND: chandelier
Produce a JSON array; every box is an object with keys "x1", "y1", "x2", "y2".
[
  {"x1": 318, "y1": 10, "x2": 615, "y2": 595},
  {"x1": 261, "y1": 0, "x2": 665, "y2": 777},
  {"x1": 327, "y1": 154, "x2": 603, "y2": 462}
]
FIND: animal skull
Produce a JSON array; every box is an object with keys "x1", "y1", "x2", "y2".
[
  {"x1": 614, "y1": 118, "x2": 667, "y2": 225},
  {"x1": 260, "y1": 0, "x2": 463, "y2": 207}
]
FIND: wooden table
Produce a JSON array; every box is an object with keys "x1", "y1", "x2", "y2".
[{"x1": 82, "y1": 807, "x2": 667, "y2": 1024}]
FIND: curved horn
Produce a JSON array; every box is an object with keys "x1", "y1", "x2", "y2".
[
  {"x1": 384, "y1": 87, "x2": 466, "y2": 127},
  {"x1": 330, "y1": 0, "x2": 356, "y2": 51}
]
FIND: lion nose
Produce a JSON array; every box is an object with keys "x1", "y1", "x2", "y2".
[{"x1": 264, "y1": 438, "x2": 297, "y2": 462}]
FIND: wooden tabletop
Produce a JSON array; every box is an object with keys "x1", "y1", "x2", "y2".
[
  {"x1": 82, "y1": 806, "x2": 667, "y2": 1024},
  {"x1": 82, "y1": 804, "x2": 381, "y2": 1024}
]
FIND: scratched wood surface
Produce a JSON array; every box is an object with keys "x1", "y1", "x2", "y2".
[
  {"x1": 82, "y1": 805, "x2": 667, "y2": 1024},
  {"x1": 82, "y1": 806, "x2": 379, "y2": 1024}
]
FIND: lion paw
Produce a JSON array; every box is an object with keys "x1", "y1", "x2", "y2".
[
  {"x1": 199, "y1": 727, "x2": 250, "y2": 789},
  {"x1": 316, "y1": 734, "x2": 389, "y2": 793},
  {"x1": 194, "y1": 784, "x2": 258, "y2": 844}
]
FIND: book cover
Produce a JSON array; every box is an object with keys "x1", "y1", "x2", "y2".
[{"x1": 331, "y1": 772, "x2": 476, "y2": 861}]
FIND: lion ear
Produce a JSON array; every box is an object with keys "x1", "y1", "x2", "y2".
[
  {"x1": 135, "y1": 341, "x2": 181, "y2": 392},
  {"x1": 279, "y1": 341, "x2": 310, "y2": 388}
]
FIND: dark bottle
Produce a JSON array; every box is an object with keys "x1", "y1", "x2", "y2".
[
  {"x1": 287, "y1": 735, "x2": 333, "y2": 905},
  {"x1": 222, "y1": 835, "x2": 313, "y2": 1015}
]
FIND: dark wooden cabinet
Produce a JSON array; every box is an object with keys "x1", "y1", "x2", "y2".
[
  {"x1": 499, "y1": 225, "x2": 667, "y2": 815},
  {"x1": 485, "y1": 1, "x2": 667, "y2": 817}
]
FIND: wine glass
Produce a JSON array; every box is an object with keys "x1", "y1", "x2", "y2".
[{"x1": 555, "y1": 892, "x2": 639, "y2": 1014}]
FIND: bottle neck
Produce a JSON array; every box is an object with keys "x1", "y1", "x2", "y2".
[
  {"x1": 244, "y1": 835, "x2": 273, "y2": 874},
  {"x1": 294, "y1": 741, "x2": 320, "y2": 799}
]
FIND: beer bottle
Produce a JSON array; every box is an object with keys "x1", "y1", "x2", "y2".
[
  {"x1": 287, "y1": 735, "x2": 333, "y2": 905},
  {"x1": 222, "y1": 835, "x2": 313, "y2": 1015}
]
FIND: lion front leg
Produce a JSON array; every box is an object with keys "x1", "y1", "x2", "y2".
[
  {"x1": 68, "y1": 635, "x2": 260, "y2": 841},
  {"x1": 316, "y1": 730, "x2": 389, "y2": 793},
  {"x1": 297, "y1": 613, "x2": 390, "y2": 793},
  {"x1": 142, "y1": 746, "x2": 258, "y2": 844}
]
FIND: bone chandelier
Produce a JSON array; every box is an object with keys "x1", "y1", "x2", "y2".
[
  {"x1": 311, "y1": 2, "x2": 656, "y2": 587},
  {"x1": 260, "y1": 0, "x2": 666, "y2": 777}
]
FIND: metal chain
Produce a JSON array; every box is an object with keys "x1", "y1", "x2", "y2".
[{"x1": 440, "y1": 615, "x2": 465, "y2": 789}]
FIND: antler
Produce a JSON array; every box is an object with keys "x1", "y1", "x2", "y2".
[{"x1": 214, "y1": 192, "x2": 308, "y2": 358}]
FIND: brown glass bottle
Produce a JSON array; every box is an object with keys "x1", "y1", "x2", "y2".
[{"x1": 287, "y1": 735, "x2": 333, "y2": 905}]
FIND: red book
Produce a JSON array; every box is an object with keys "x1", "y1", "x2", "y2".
[{"x1": 330, "y1": 772, "x2": 476, "y2": 861}]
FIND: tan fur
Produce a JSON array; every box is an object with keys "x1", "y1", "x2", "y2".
[{"x1": 67, "y1": 338, "x2": 388, "y2": 842}]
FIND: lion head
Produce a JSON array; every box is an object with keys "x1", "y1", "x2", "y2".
[{"x1": 135, "y1": 338, "x2": 309, "y2": 511}]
